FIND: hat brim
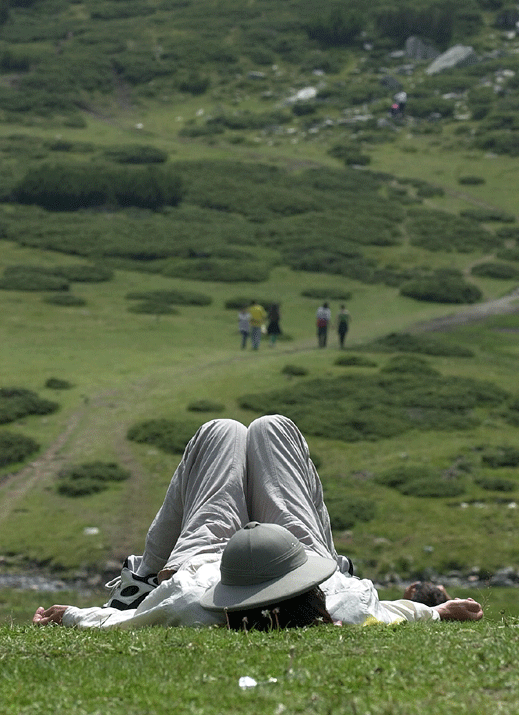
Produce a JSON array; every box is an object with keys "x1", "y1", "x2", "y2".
[{"x1": 200, "y1": 554, "x2": 337, "y2": 612}]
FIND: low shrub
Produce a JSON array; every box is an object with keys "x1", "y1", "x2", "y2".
[
  {"x1": 187, "y1": 400, "x2": 225, "y2": 412},
  {"x1": 45, "y1": 378, "x2": 73, "y2": 390},
  {"x1": 400, "y1": 275, "x2": 482, "y2": 304},
  {"x1": 334, "y1": 355, "x2": 377, "y2": 367},
  {"x1": 460, "y1": 208, "x2": 516, "y2": 223},
  {"x1": 358, "y1": 332, "x2": 474, "y2": 357},
  {"x1": 475, "y1": 476, "x2": 515, "y2": 492},
  {"x1": 281, "y1": 364, "x2": 309, "y2": 376},
  {"x1": 380, "y1": 355, "x2": 440, "y2": 376},
  {"x1": 458, "y1": 176, "x2": 485, "y2": 185},
  {"x1": 496, "y1": 248, "x2": 519, "y2": 262},
  {"x1": 398, "y1": 478, "x2": 465, "y2": 498},
  {"x1": 57, "y1": 461, "x2": 131, "y2": 498},
  {"x1": 0, "y1": 387, "x2": 59, "y2": 424},
  {"x1": 43, "y1": 294, "x2": 86, "y2": 306},
  {"x1": 326, "y1": 496, "x2": 376, "y2": 531},
  {"x1": 53, "y1": 265, "x2": 114, "y2": 282},
  {"x1": 127, "y1": 418, "x2": 201, "y2": 454},
  {"x1": 126, "y1": 290, "x2": 212, "y2": 306},
  {"x1": 162, "y1": 259, "x2": 269, "y2": 283},
  {"x1": 470, "y1": 262, "x2": 519, "y2": 280},
  {"x1": 103, "y1": 145, "x2": 168, "y2": 164},
  {"x1": 481, "y1": 446, "x2": 519, "y2": 468},
  {"x1": 375, "y1": 465, "x2": 436, "y2": 489},
  {"x1": 0, "y1": 271, "x2": 69, "y2": 292},
  {"x1": 0, "y1": 430, "x2": 39, "y2": 466},
  {"x1": 407, "y1": 208, "x2": 499, "y2": 253},
  {"x1": 301, "y1": 288, "x2": 352, "y2": 301},
  {"x1": 127, "y1": 302, "x2": 178, "y2": 315}
]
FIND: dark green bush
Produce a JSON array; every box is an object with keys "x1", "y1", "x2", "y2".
[
  {"x1": 471, "y1": 262, "x2": 519, "y2": 280},
  {"x1": 398, "y1": 478, "x2": 465, "y2": 498},
  {"x1": 187, "y1": 400, "x2": 225, "y2": 412},
  {"x1": 57, "y1": 461, "x2": 131, "y2": 498},
  {"x1": 400, "y1": 275, "x2": 482, "y2": 304},
  {"x1": 281, "y1": 364, "x2": 309, "y2": 376},
  {"x1": 0, "y1": 270, "x2": 69, "y2": 292},
  {"x1": 43, "y1": 294, "x2": 86, "y2": 306},
  {"x1": 407, "y1": 97, "x2": 455, "y2": 119},
  {"x1": 127, "y1": 302, "x2": 179, "y2": 315},
  {"x1": 326, "y1": 496, "x2": 376, "y2": 531},
  {"x1": 475, "y1": 476, "x2": 515, "y2": 492},
  {"x1": 380, "y1": 355, "x2": 440, "y2": 376},
  {"x1": 301, "y1": 288, "x2": 352, "y2": 301},
  {"x1": 458, "y1": 176, "x2": 485, "y2": 185},
  {"x1": 357, "y1": 332, "x2": 475, "y2": 358},
  {"x1": 126, "y1": 290, "x2": 212, "y2": 306},
  {"x1": 335, "y1": 355, "x2": 378, "y2": 367},
  {"x1": 461, "y1": 208, "x2": 515, "y2": 223},
  {"x1": 407, "y1": 208, "x2": 499, "y2": 253},
  {"x1": 496, "y1": 248, "x2": 519, "y2": 261},
  {"x1": 375, "y1": 465, "x2": 436, "y2": 489},
  {"x1": 162, "y1": 259, "x2": 269, "y2": 283},
  {"x1": 45, "y1": 378, "x2": 72, "y2": 390},
  {"x1": 0, "y1": 387, "x2": 59, "y2": 424},
  {"x1": 54, "y1": 265, "x2": 114, "y2": 282},
  {"x1": 0, "y1": 430, "x2": 39, "y2": 466},
  {"x1": 127, "y1": 418, "x2": 201, "y2": 454},
  {"x1": 481, "y1": 446, "x2": 519, "y2": 468},
  {"x1": 103, "y1": 145, "x2": 168, "y2": 164},
  {"x1": 473, "y1": 131, "x2": 519, "y2": 156}
]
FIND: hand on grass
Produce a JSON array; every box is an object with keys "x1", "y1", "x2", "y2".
[
  {"x1": 32, "y1": 604, "x2": 69, "y2": 626},
  {"x1": 434, "y1": 598, "x2": 483, "y2": 621}
]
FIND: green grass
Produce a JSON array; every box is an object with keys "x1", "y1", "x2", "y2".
[{"x1": 1, "y1": 617, "x2": 519, "y2": 714}]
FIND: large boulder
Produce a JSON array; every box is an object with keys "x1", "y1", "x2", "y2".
[
  {"x1": 426, "y1": 45, "x2": 478, "y2": 75},
  {"x1": 405, "y1": 36, "x2": 440, "y2": 61}
]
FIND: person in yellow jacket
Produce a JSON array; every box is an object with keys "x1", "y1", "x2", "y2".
[{"x1": 248, "y1": 300, "x2": 267, "y2": 350}]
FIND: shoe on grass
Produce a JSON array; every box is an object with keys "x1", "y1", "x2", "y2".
[{"x1": 104, "y1": 556, "x2": 159, "y2": 610}]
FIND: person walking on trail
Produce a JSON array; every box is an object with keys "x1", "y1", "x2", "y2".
[
  {"x1": 33, "y1": 415, "x2": 483, "y2": 631},
  {"x1": 238, "y1": 306, "x2": 251, "y2": 349},
  {"x1": 266, "y1": 303, "x2": 281, "y2": 347},
  {"x1": 248, "y1": 300, "x2": 267, "y2": 350},
  {"x1": 337, "y1": 304, "x2": 350, "y2": 349},
  {"x1": 316, "y1": 302, "x2": 331, "y2": 348}
]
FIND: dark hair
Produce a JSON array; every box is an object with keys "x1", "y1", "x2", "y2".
[
  {"x1": 225, "y1": 587, "x2": 333, "y2": 631},
  {"x1": 409, "y1": 582, "x2": 448, "y2": 607}
]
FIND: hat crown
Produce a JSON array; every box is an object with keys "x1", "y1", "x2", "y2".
[{"x1": 220, "y1": 522, "x2": 308, "y2": 587}]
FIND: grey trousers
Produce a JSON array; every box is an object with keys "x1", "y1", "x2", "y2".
[{"x1": 139, "y1": 415, "x2": 342, "y2": 576}]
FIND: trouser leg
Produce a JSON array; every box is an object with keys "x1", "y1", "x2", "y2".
[
  {"x1": 139, "y1": 419, "x2": 248, "y2": 575},
  {"x1": 246, "y1": 414, "x2": 338, "y2": 560}
]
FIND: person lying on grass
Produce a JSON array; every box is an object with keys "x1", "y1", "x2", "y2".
[{"x1": 33, "y1": 415, "x2": 483, "y2": 630}]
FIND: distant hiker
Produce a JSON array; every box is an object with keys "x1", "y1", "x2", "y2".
[
  {"x1": 248, "y1": 300, "x2": 267, "y2": 350},
  {"x1": 316, "y1": 302, "x2": 331, "y2": 348},
  {"x1": 394, "y1": 90, "x2": 407, "y2": 115},
  {"x1": 337, "y1": 305, "x2": 351, "y2": 349},
  {"x1": 266, "y1": 303, "x2": 281, "y2": 346},
  {"x1": 33, "y1": 415, "x2": 484, "y2": 630},
  {"x1": 238, "y1": 306, "x2": 251, "y2": 349}
]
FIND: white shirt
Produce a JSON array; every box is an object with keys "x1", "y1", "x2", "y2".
[{"x1": 62, "y1": 553, "x2": 439, "y2": 629}]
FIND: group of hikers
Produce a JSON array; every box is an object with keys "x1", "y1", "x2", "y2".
[
  {"x1": 237, "y1": 300, "x2": 351, "y2": 351},
  {"x1": 34, "y1": 414, "x2": 483, "y2": 631}
]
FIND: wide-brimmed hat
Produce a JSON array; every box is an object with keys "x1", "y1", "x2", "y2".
[{"x1": 200, "y1": 522, "x2": 337, "y2": 612}]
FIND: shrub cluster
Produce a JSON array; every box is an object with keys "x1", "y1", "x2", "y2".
[
  {"x1": 400, "y1": 273, "x2": 482, "y2": 304},
  {"x1": 460, "y1": 208, "x2": 516, "y2": 223},
  {"x1": 281, "y1": 364, "x2": 308, "y2": 376},
  {"x1": 128, "y1": 302, "x2": 178, "y2": 315},
  {"x1": 375, "y1": 465, "x2": 465, "y2": 498},
  {"x1": 126, "y1": 290, "x2": 212, "y2": 306},
  {"x1": 0, "y1": 387, "x2": 59, "y2": 424},
  {"x1": 0, "y1": 431, "x2": 39, "y2": 466},
  {"x1": 326, "y1": 496, "x2": 376, "y2": 531},
  {"x1": 45, "y1": 378, "x2": 73, "y2": 390},
  {"x1": 127, "y1": 418, "x2": 202, "y2": 454},
  {"x1": 43, "y1": 294, "x2": 86, "y2": 307},
  {"x1": 0, "y1": 268, "x2": 69, "y2": 292},
  {"x1": 103, "y1": 145, "x2": 168, "y2": 164},
  {"x1": 334, "y1": 355, "x2": 377, "y2": 368},
  {"x1": 471, "y1": 262, "x2": 519, "y2": 280},
  {"x1": 475, "y1": 476, "x2": 515, "y2": 492},
  {"x1": 57, "y1": 462, "x2": 131, "y2": 497},
  {"x1": 301, "y1": 288, "x2": 352, "y2": 301},
  {"x1": 187, "y1": 400, "x2": 225, "y2": 412},
  {"x1": 238, "y1": 370, "x2": 507, "y2": 443},
  {"x1": 380, "y1": 355, "x2": 440, "y2": 376},
  {"x1": 481, "y1": 446, "x2": 519, "y2": 468},
  {"x1": 407, "y1": 208, "x2": 500, "y2": 253},
  {"x1": 12, "y1": 164, "x2": 183, "y2": 211},
  {"x1": 357, "y1": 332, "x2": 474, "y2": 358}
]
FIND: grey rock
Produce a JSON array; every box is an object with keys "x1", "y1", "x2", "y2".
[
  {"x1": 426, "y1": 45, "x2": 479, "y2": 75},
  {"x1": 405, "y1": 36, "x2": 440, "y2": 61}
]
